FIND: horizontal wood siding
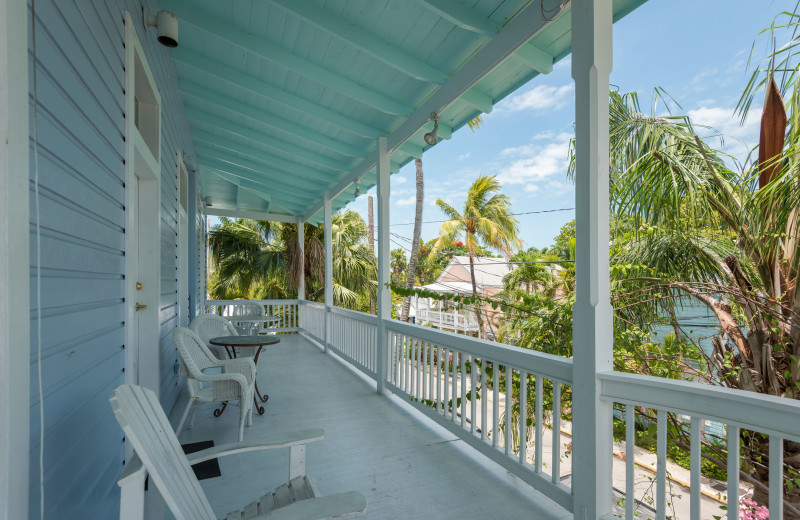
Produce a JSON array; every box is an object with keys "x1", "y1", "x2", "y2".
[{"x1": 28, "y1": 0, "x2": 196, "y2": 517}]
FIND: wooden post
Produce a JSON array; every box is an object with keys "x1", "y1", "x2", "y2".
[
  {"x1": 0, "y1": 0, "x2": 30, "y2": 517},
  {"x1": 571, "y1": 1, "x2": 614, "y2": 518},
  {"x1": 368, "y1": 196, "x2": 376, "y2": 315},
  {"x1": 376, "y1": 137, "x2": 391, "y2": 394},
  {"x1": 297, "y1": 218, "x2": 305, "y2": 301},
  {"x1": 324, "y1": 193, "x2": 332, "y2": 352}
]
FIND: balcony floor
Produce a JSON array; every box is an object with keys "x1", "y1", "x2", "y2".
[{"x1": 170, "y1": 334, "x2": 571, "y2": 519}]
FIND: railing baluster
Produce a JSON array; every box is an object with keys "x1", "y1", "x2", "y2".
[
  {"x1": 451, "y1": 350, "x2": 458, "y2": 422},
  {"x1": 492, "y1": 362, "x2": 499, "y2": 447},
  {"x1": 727, "y1": 425, "x2": 740, "y2": 520},
  {"x1": 460, "y1": 352, "x2": 467, "y2": 429},
  {"x1": 480, "y1": 358, "x2": 487, "y2": 441},
  {"x1": 690, "y1": 417, "x2": 701, "y2": 520},
  {"x1": 471, "y1": 356, "x2": 477, "y2": 435},
  {"x1": 444, "y1": 349, "x2": 450, "y2": 418},
  {"x1": 626, "y1": 405, "x2": 635, "y2": 520},
  {"x1": 656, "y1": 409, "x2": 667, "y2": 520},
  {"x1": 436, "y1": 345, "x2": 442, "y2": 413},
  {"x1": 400, "y1": 335, "x2": 407, "y2": 392},
  {"x1": 552, "y1": 382, "x2": 561, "y2": 483},
  {"x1": 535, "y1": 376, "x2": 543, "y2": 474},
  {"x1": 770, "y1": 435, "x2": 784, "y2": 520},
  {"x1": 427, "y1": 342, "x2": 433, "y2": 402},
  {"x1": 505, "y1": 366, "x2": 512, "y2": 456},
  {"x1": 519, "y1": 371, "x2": 527, "y2": 464},
  {"x1": 416, "y1": 338, "x2": 423, "y2": 398}
]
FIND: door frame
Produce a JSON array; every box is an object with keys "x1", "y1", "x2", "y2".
[
  {"x1": 177, "y1": 151, "x2": 189, "y2": 327},
  {"x1": 124, "y1": 11, "x2": 161, "y2": 397},
  {"x1": 0, "y1": 0, "x2": 30, "y2": 517}
]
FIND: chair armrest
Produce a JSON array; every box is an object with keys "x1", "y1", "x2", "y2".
[
  {"x1": 253, "y1": 491, "x2": 367, "y2": 520},
  {"x1": 117, "y1": 454, "x2": 145, "y2": 487},
  {"x1": 185, "y1": 429, "x2": 325, "y2": 465}
]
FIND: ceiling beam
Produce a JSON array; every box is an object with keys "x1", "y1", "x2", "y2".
[
  {"x1": 414, "y1": 0, "x2": 499, "y2": 37},
  {"x1": 303, "y1": 0, "x2": 568, "y2": 221},
  {"x1": 398, "y1": 142, "x2": 423, "y2": 159},
  {"x1": 264, "y1": 0, "x2": 446, "y2": 84},
  {"x1": 206, "y1": 208, "x2": 300, "y2": 223},
  {"x1": 194, "y1": 138, "x2": 337, "y2": 186},
  {"x1": 164, "y1": 2, "x2": 412, "y2": 116},
  {"x1": 179, "y1": 81, "x2": 365, "y2": 158},
  {"x1": 203, "y1": 165, "x2": 314, "y2": 207},
  {"x1": 460, "y1": 88, "x2": 494, "y2": 114},
  {"x1": 173, "y1": 49, "x2": 384, "y2": 138},
  {"x1": 514, "y1": 42, "x2": 554, "y2": 74},
  {"x1": 198, "y1": 155, "x2": 325, "y2": 198},
  {"x1": 185, "y1": 109, "x2": 351, "y2": 173}
]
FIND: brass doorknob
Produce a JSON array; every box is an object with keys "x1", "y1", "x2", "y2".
[{"x1": 135, "y1": 303, "x2": 147, "y2": 311}]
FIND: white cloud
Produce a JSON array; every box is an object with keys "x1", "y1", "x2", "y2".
[
  {"x1": 496, "y1": 84, "x2": 574, "y2": 114},
  {"x1": 687, "y1": 105, "x2": 760, "y2": 163},
  {"x1": 495, "y1": 133, "x2": 572, "y2": 193},
  {"x1": 393, "y1": 175, "x2": 407, "y2": 184},
  {"x1": 458, "y1": 152, "x2": 471, "y2": 161},
  {"x1": 395, "y1": 195, "x2": 416, "y2": 207}
]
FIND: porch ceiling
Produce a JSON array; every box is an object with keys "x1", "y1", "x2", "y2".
[{"x1": 165, "y1": 0, "x2": 647, "y2": 224}]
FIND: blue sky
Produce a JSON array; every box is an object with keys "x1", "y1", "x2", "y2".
[{"x1": 345, "y1": 0, "x2": 787, "y2": 254}]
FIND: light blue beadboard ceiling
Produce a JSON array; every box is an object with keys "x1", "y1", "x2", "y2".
[{"x1": 163, "y1": 0, "x2": 647, "y2": 224}]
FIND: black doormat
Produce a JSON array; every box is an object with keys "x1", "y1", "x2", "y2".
[{"x1": 181, "y1": 440, "x2": 222, "y2": 480}]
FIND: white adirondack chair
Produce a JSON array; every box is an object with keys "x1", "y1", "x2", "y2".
[
  {"x1": 111, "y1": 384, "x2": 367, "y2": 520},
  {"x1": 173, "y1": 327, "x2": 255, "y2": 441},
  {"x1": 190, "y1": 313, "x2": 239, "y2": 359}
]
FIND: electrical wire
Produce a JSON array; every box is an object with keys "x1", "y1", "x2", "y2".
[{"x1": 390, "y1": 207, "x2": 575, "y2": 226}]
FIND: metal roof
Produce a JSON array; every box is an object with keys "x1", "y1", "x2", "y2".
[{"x1": 163, "y1": 0, "x2": 647, "y2": 223}]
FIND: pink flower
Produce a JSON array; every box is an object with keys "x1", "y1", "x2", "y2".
[{"x1": 739, "y1": 497, "x2": 769, "y2": 519}]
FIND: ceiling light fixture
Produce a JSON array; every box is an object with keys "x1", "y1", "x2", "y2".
[
  {"x1": 203, "y1": 196, "x2": 212, "y2": 207},
  {"x1": 143, "y1": 8, "x2": 179, "y2": 48},
  {"x1": 354, "y1": 179, "x2": 361, "y2": 198},
  {"x1": 423, "y1": 112, "x2": 441, "y2": 146}
]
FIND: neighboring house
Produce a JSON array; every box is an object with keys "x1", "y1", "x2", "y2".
[
  {"x1": 410, "y1": 256, "x2": 566, "y2": 336},
  {"x1": 411, "y1": 256, "x2": 512, "y2": 337}
]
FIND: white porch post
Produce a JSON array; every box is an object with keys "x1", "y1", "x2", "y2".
[
  {"x1": 324, "y1": 193, "x2": 332, "y2": 352},
  {"x1": 0, "y1": 0, "x2": 30, "y2": 518},
  {"x1": 571, "y1": 1, "x2": 614, "y2": 519},
  {"x1": 297, "y1": 218, "x2": 305, "y2": 301},
  {"x1": 376, "y1": 137, "x2": 391, "y2": 394}
]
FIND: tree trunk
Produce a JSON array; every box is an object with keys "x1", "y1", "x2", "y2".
[
  {"x1": 400, "y1": 158, "x2": 424, "y2": 322},
  {"x1": 468, "y1": 250, "x2": 486, "y2": 339}
]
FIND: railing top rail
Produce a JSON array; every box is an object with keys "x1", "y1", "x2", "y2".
[
  {"x1": 301, "y1": 300, "x2": 325, "y2": 309},
  {"x1": 330, "y1": 306, "x2": 379, "y2": 325},
  {"x1": 387, "y1": 319, "x2": 572, "y2": 383},
  {"x1": 599, "y1": 371, "x2": 800, "y2": 442},
  {"x1": 205, "y1": 299, "x2": 300, "y2": 305}
]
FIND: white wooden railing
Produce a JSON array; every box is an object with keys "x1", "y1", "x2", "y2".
[
  {"x1": 328, "y1": 307, "x2": 378, "y2": 378},
  {"x1": 414, "y1": 309, "x2": 480, "y2": 332},
  {"x1": 300, "y1": 301, "x2": 325, "y2": 341},
  {"x1": 204, "y1": 299, "x2": 299, "y2": 333},
  {"x1": 600, "y1": 372, "x2": 800, "y2": 520},
  {"x1": 385, "y1": 320, "x2": 574, "y2": 511}
]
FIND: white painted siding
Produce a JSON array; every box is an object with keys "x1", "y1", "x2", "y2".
[{"x1": 27, "y1": 0, "x2": 199, "y2": 517}]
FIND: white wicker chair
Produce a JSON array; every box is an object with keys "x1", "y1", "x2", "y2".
[
  {"x1": 172, "y1": 327, "x2": 255, "y2": 441},
  {"x1": 189, "y1": 313, "x2": 238, "y2": 359}
]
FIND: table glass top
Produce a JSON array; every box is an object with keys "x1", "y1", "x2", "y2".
[{"x1": 208, "y1": 335, "x2": 281, "y2": 347}]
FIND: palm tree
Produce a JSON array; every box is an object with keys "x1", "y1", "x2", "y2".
[
  {"x1": 430, "y1": 175, "x2": 521, "y2": 338},
  {"x1": 602, "y1": 88, "x2": 800, "y2": 514},
  {"x1": 400, "y1": 157, "x2": 424, "y2": 322},
  {"x1": 209, "y1": 212, "x2": 377, "y2": 311}
]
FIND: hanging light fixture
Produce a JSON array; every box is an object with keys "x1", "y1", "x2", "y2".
[
  {"x1": 354, "y1": 179, "x2": 361, "y2": 198},
  {"x1": 424, "y1": 112, "x2": 441, "y2": 146}
]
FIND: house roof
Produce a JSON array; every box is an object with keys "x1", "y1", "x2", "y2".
[
  {"x1": 434, "y1": 256, "x2": 514, "y2": 289},
  {"x1": 164, "y1": 0, "x2": 648, "y2": 223}
]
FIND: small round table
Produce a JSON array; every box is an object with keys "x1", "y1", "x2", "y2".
[{"x1": 209, "y1": 335, "x2": 280, "y2": 415}]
